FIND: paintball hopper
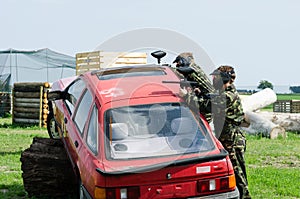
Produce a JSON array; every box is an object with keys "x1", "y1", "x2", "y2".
[
  {"x1": 151, "y1": 50, "x2": 166, "y2": 64},
  {"x1": 176, "y1": 66, "x2": 195, "y2": 76}
]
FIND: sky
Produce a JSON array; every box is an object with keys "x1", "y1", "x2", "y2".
[{"x1": 1, "y1": 0, "x2": 300, "y2": 89}]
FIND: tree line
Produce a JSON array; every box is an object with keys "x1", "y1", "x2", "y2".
[{"x1": 258, "y1": 80, "x2": 300, "y2": 93}]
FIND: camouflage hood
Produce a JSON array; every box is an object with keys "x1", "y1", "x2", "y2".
[
  {"x1": 173, "y1": 52, "x2": 195, "y2": 67},
  {"x1": 173, "y1": 52, "x2": 214, "y2": 93}
]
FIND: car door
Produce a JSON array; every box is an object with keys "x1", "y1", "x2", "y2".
[
  {"x1": 62, "y1": 78, "x2": 88, "y2": 165},
  {"x1": 69, "y1": 88, "x2": 93, "y2": 165},
  {"x1": 78, "y1": 104, "x2": 100, "y2": 194}
]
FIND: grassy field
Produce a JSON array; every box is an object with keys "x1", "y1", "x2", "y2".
[
  {"x1": 246, "y1": 134, "x2": 300, "y2": 199},
  {"x1": 0, "y1": 98, "x2": 300, "y2": 199},
  {"x1": 277, "y1": 93, "x2": 300, "y2": 100}
]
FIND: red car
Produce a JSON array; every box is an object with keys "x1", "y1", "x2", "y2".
[{"x1": 47, "y1": 64, "x2": 239, "y2": 199}]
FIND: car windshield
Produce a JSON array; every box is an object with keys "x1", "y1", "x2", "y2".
[{"x1": 105, "y1": 103, "x2": 216, "y2": 160}]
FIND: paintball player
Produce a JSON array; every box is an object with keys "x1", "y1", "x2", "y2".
[
  {"x1": 173, "y1": 52, "x2": 214, "y2": 122},
  {"x1": 179, "y1": 64, "x2": 251, "y2": 198},
  {"x1": 210, "y1": 66, "x2": 251, "y2": 199},
  {"x1": 172, "y1": 52, "x2": 214, "y2": 94}
]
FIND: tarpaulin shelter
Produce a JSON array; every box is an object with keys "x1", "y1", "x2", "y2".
[
  {"x1": 0, "y1": 48, "x2": 76, "y2": 90},
  {"x1": 0, "y1": 73, "x2": 11, "y2": 92},
  {"x1": 0, "y1": 73, "x2": 11, "y2": 117}
]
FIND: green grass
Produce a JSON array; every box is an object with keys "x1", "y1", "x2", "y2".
[
  {"x1": 277, "y1": 93, "x2": 300, "y2": 101},
  {"x1": 0, "y1": 115, "x2": 299, "y2": 198},
  {"x1": 246, "y1": 133, "x2": 300, "y2": 199},
  {"x1": 0, "y1": 116, "x2": 48, "y2": 199}
]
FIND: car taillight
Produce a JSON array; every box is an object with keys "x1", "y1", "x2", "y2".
[
  {"x1": 220, "y1": 175, "x2": 236, "y2": 190},
  {"x1": 198, "y1": 179, "x2": 216, "y2": 192},
  {"x1": 96, "y1": 187, "x2": 140, "y2": 199},
  {"x1": 94, "y1": 187, "x2": 106, "y2": 199},
  {"x1": 197, "y1": 174, "x2": 236, "y2": 193}
]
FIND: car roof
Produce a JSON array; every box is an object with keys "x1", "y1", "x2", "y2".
[{"x1": 84, "y1": 64, "x2": 181, "y2": 105}]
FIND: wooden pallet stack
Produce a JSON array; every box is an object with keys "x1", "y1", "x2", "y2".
[
  {"x1": 273, "y1": 100, "x2": 292, "y2": 113},
  {"x1": 291, "y1": 100, "x2": 300, "y2": 113},
  {"x1": 76, "y1": 51, "x2": 147, "y2": 75},
  {"x1": 273, "y1": 100, "x2": 300, "y2": 113},
  {"x1": 13, "y1": 82, "x2": 51, "y2": 127}
]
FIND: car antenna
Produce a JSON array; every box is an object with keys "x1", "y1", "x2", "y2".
[{"x1": 151, "y1": 50, "x2": 166, "y2": 64}]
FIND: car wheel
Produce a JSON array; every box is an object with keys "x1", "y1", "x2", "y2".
[
  {"x1": 47, "y1": 114, "x2": 60, "y2": 139},
  {"x1": 78, "y1": 179, "x2": 87, "y2": 199}
]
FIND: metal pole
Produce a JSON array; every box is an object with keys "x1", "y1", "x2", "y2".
[
  {"x1": 9, "y1": 48, "x2": 12, "y2": 75},
  {"x1": 46, "y1": 49, "x2": 49, "y2": 82},
  {"x1": 39, "y1": 86, "x2": 43, "y2": 128},
  {"x1": 15, "y1": 53, "x2": 18, "y2": 82}
]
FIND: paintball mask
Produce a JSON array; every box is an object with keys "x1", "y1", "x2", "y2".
[
  {"x1": 173, "y1": 56, "x2": 189, "y2": 67},
  {"x1": 217, "y1": 65, "x2": 236, "y2": 82},
  {"x1": 173, "y1": 53, "x2": 194, "y2": 67},
  {"x1": 210, "y1": 69, "x2": 231, "y2": 90}
]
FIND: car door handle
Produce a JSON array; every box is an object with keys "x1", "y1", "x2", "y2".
[
  {"x1": 74, "y1": 140, "x2": 79, "y2": 148},
  {"x1": 64, "y1": 117, "x2": 68, "y2": 124}
]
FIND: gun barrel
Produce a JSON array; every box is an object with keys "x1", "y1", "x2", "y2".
[
  {"x1": 162, "y1": 80, "x2": 181, "y2": 84},
  {"x1": 162, "y1": 80, "x2": 198, "y2": 88}
]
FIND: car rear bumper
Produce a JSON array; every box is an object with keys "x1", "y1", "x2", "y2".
[{"x1": 188, "y1": 187, "x2": 239, "y2": 199}]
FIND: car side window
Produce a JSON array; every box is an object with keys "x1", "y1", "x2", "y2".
[
  {"x1": 65, "y1": 79, "x2": 86, "y2": 115},
  {"x1": 87, "y1": 105, "x2": 98, "y2": 154},
  {"x1": 73, "y1": 89, "x2": 93, "y2": 134}
]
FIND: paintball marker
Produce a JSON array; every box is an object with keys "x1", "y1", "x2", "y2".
[
  {"x1": 162, "y1": 79, "x2": 198, "y2": 89},
  {"x1": 175, "y1": 66, "x2": 215, "y2": 94},
  {"x1": 202, "y1": 92, "x2": 219, "y2": 100},
  {"x1": 162, "y1": 79, "x2": 219, "y2": 100},
  {"x1": 176, "y1": 66, "x2": 195, "y2": 76}
]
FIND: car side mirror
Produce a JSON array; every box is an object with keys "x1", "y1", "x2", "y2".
[{"x1": 48, "y1": 90, "x2": 65, "y2": 101}]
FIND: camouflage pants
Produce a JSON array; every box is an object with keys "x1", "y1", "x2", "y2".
[{"x1": 220, "y1": 127, "x2": 251, "y2": 199}]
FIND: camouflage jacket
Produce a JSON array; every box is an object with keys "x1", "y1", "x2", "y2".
[
  {"x1": 186, "y1": 64, "x2": 214, "y2": 94},
  {"x1": 183, "y1": 91, "x2": 212, "y2": 123},
  {"x1": 174, "y1": 64, "x2": 215, "y2": 122},
  {"x1": 183, "y1": 84, "x2": 246, "y2": 135},
  {"x1": 222, "y1": 84, "x2": 245, "y2": 127},
  {"x1": 212, "y1": 85, "x2": 246, "y2": 138}
]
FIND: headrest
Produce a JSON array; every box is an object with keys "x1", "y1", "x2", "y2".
[
  {"x1": 171, "y1": 117, "x2": 197, "y2": 134},
  {"x1": 110, "y1": 123, "x2": 128, "y2": 140}
]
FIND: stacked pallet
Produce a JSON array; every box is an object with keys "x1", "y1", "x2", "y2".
[
  {"x1": 13, "y1": 82, "x2": 50, "y2": 127},
  {"x1": 273, "y1": 100, "x2": 300, "y2": 113},
  {"x1": 0, "y1": 92, "x2": 11, "y2": 116},
  {"x1": 76, "y1": 51, "x2": 147, "y2": 75}
]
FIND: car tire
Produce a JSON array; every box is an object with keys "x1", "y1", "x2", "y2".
[
  {"x1": 47, "y1": 114, "x2": 60, "y2": 139},
  {"x1": 78, "y1": 179, "x2": 87, "y2": 199}
]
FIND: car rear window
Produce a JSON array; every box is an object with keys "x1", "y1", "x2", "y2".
[{"x1": 104, "y1": 103, "x2": 216, "y2": 160}]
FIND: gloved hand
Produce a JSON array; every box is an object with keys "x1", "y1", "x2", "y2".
[
  {"x1": 240, "y1": 112, "x2": 251, "y2": 127},
  {"x1": 179, "y1": 87, "x2": 188, "y2": 97},
  {"x1": 193, "y1": 87, "x2": 201, "y2": 95}
]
